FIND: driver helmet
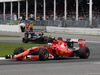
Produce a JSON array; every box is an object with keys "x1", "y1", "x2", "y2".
[{"x1": 52, "y1": 37, "x2": 55, "y2": 40}]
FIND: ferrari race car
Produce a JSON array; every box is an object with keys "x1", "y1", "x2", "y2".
[
  {"x1": 22, "y1": 32, "x2": 51, "y2": 44},
  {"x1": 5, "y1": 38, "x2": 90, "y2": 61}
]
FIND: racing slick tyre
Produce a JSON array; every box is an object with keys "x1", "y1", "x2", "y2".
[
  {"x1": 22, "y1": 37, "x2": 28, "y2": 43},
  {"x1": 57, "y1": 37, "x2": 62, "y2": 40},
  {"x1": 14, "y1": 47, "x2": 24, "y2": 61},
  {"x1": 37, "y1": 48, "x2": 49, "y2": 61},
  {"x1": 79, "y1": 47, "x2": 90, "y2": 59}
]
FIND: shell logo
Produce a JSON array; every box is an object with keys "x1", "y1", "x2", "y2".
[
  {"x1": 60, "y1": 50, "x2": 67, "y2": 54},
  {"x1": 60, "y1": 50, "x2": 64, "y2": 54}
]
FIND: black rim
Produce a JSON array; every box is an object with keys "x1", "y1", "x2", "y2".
[{"x1": 43, "y1": 50, "x2": 49, "y2": 59}]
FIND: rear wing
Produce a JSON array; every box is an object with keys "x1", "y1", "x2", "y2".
[{"x1": 66, "y1": 39, "x2": 86, "y2": 47}]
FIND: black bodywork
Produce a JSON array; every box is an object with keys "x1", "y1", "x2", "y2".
[{"x1": 22, "y1": 32, "x2": 51, "y2": 44}]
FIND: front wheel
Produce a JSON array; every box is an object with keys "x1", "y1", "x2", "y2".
[
  {"x1": 37, "y1": 48, "x2": 49, "y2": 61},
  {"x1": 79, "y1": 47, "x2": 90, "y2": 59},
  {"x1": 14, "y1": 47, "x2": 24, "y2": 61}
]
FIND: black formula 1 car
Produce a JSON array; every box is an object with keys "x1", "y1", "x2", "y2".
[{"x1": 22, "y1": 32, "x2": 51, "y2": 44}]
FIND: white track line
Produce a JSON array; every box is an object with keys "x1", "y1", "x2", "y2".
[
  {"x1": 85, "y1": 40, "x2": 99, "y2": 44},
  {"x1": 92, "y1": 62, "x2": 100, "y2": 64},
  {"x1": 0, "y1": 57, "x2": 5, "y2": 60}
]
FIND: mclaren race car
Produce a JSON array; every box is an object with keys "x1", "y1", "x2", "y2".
[
  {"x1": 22, "y1": 32, "x2": 51, "y2": 44},
  {"x1": 6, "y1": 38, "x2": 90, "y2": 61}
]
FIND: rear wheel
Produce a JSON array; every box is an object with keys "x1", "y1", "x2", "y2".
[
  {"x1": 79, "y1": 47, "x2": 90, "y2": 59},
  {"x1": 22, "y1": 37, "x2": 28, "y2": 43},
  {"x1": 14, "y1": 47, "x2": 24, "y2": 61},
  {"x1": 37, "y1": 48, "x2": 49, "y2": 61}
]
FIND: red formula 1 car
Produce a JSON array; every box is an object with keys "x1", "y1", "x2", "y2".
[{"x1": 5, "y1": 38, "x2": 90, "y2": 61}]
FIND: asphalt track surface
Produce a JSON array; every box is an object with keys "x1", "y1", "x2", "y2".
[{"x1": 0, "y1": 31, "x2": 100, "y2": 75}]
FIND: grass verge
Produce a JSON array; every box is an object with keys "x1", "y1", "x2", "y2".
[
  {"x1": 0, "y1": 35, "x2": 20, "y2": 37},
  {"x1": 0, "y1": 42, "x2": 45, "y2": 57}
]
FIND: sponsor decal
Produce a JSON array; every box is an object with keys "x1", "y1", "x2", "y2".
[
  {"x1": 58, "y1": 42, "x2": 60, "y2": 46},
  {"x1": 60, "y1": 43, "x2": 65, "y2": 47},
  {"x1": 60, "y1": 50, "x2": 67, "y2": 54},
  {"x1": 65, "y1": 50, "x2": 67, "y2": 54},
  {"x1": 60, "y1": 50, "x2": 64, "y2": 54},
  {"x1": 49, "y1": 54, "x2": 54, "y2": 59}
]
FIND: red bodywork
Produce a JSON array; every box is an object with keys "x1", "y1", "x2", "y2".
[{"x1": 7, "y1": 39, "x2": 86, "y2": 60}]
